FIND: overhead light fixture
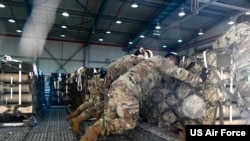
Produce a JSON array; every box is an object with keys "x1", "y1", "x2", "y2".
[
  {"x1": 178, "y1": 39, "x2": 183, "y2": 43},
  {"x1": 16, "y1": 29, "x2": 22, "y2": 33},
  {"x1": 116, "y1": 19, "x2": 122, "y2": 24},
  {"x1": 162, "y1": 45, "x2": 167, "y2": 48},
  {"x1": 155, "y1": 22, "x2": 161, "y2": 30},
  {"x1": 99, "y1": 38, "x2": 103, "y2": 42},
  {"x1": 140, "y1": 35, "x2": 145, "y2": 38},
  {"x1": 153, "y1": 29, "x2": 160, "y2": 36},
  {"x1": 62, "y1": 11, "x2": 69, "y2": 17},
  {"x1": 8, "y1": 18, "x2": 15, "y2": 23},
  {"x1": 61, "y1": 25, "x2": 67, "y2": 29},
  {"x1": 198, "y1": 29, "x2": 204, "y2": 36},
  {"x1": 0, "y1": 2, "x2": 5, "y2": 8},
  {"x1": 106, "y1": 30, "x2": 111, "y2": 34},
  {"x1": 131, "y1": 1, "x2": 138, "y2": 8},
  {"x1": 129, "y1": 41, "x2": 133, "y2": 45},
  {"x1": 246, "y1": 10, "x2": 250, "y2": 15},
  {"x1": 60, "y1": 34, "x2": 65, "y2": 37},
  {"x1": 178, "y1": 8, "x2": 185, "y2": 17},
  {"x1": 228, "y1": 17, "x2": 234, "y2": 25}
]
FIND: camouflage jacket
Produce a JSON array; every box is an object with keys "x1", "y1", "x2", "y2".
[
  {"x1": 105, "y1": 54, "x2": 146, "y2": 88},
  {"x1": 97, "y1": 55, "x2": 202, "y2": 136},
  {"x1": 156, "y1": 55, "x2": 201, "y2": 86},
  {"x1": 213, "y1": 22, "x2": 250, "y2": 99}
]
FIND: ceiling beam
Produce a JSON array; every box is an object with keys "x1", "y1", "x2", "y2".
[
  {"x1": 167, "y1": 0, "x2": 246, "y2": 52},
  {"x1": 44, "y1": 47, "x2": 68, "y2": 73},
  {"x1": 199, "y1": 0, "x2": 249, "y2": 12},
  {"x1": 169, "y1": 11, "x2": 240, "y2": 52},
  {"x1": 124, "y1": 0, "x2": 186, "y2": 52},
  {"x1": 84, "y1": 0, "x2": 108, "y2": 46},
  {"x1": 55, "y1": 45, "x2": 84, "y2": 72},
  {"x1": 23, "y1": 0, "x2": 31, "y2": 17},
  {"x1": 75, "y1": 0, "x2": 95, "y2": 17}
]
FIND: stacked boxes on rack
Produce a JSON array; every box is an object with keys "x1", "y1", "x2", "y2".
[
  {"x1": 0, "y1": 55, "x2": 38, "y2": 122},
  {"x1": 49, "y1": 73, "x2": 70, "y2": 106}
]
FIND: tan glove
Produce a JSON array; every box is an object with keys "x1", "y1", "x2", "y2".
[{"x1": 79, "y1": 123, "x2": 102, "y2": 141}]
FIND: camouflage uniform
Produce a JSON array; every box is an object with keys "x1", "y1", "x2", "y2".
[
  {"x1": 78, "y1": 75, "x2": 105, "y2": 118},
  {"x1": 92, "y1": 55, "x2": 201, "y2": 136},
  {"x1": 77, "y1": 54, "x2": 148, "y2": 118},
  {"x1": 69, "y1": 54, "x2": 148, "y2": 119},
  {"x1": 232, "y1": 22, "x2": 250, "y2": 107},
  {"x1": 159, "y1": 53, "x2": 222, "y2": 128},
  {"x1": 213, "y1": 14, "x2": 250, "y2": 109},
  {"x1": 69, "y1": 54, "x2": 150, "y2": 137},
  {"x1": 104, "y1": 54, "x2": 146, "y2": 88}
]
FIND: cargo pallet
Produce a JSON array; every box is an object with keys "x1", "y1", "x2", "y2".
[{"x1": 0, "y1": 57, "x2": 41, "y2": 125}]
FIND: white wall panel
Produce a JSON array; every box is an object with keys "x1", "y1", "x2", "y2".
[
  {"x1": 0, "y1": 36, "x2": 20, "y2": 56},
  {"x1": 39, "y1": 59, "x2": 59, "y2": 74},
  {"x1": 88, "y1": 44, "x2": 127, "y2": 68},
  {"x1": 43, "y1": 41, "x2": 84, "y2": 59},
  {"x1": 89, "y1": 45, "x2": 126, "y2": 61}
]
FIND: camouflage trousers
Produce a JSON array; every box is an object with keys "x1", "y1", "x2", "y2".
[
  {"x1": 80, "y1": 101, "x2": 104, "y2": 120},
  {"x1": 76, "y1": 100, "x2": 94, "y2": 112},
  {"x1": 104, "y1": 88, "x2": 139, "y2": 135}
]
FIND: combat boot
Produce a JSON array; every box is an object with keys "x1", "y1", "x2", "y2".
[
  {"x1": 79, "y1": 123, "x2": 102, "y2": 141},
  {"x1": 69, "y1": 115, "x2": 85, "y2": 136},
  {"x1": 67, "y1": 109, "x2": 81, "y2": 120}
]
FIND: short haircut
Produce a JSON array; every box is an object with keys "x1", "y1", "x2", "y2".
[
  {"x1": 236, "y1": 13, "x2": 250, "y2": 24},
  {"x1": 164, "y1": 52, "x2": 180, "y2": 66}
]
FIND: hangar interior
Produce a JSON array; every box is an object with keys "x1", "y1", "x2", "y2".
[{"x1": 0, "y1": 0, "x2": 250, "y2": 141}]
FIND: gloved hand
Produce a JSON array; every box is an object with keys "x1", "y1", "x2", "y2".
[
  {"x1": 200, "y1": 67, "x2": 210, "y2": 82},
  {"x1": 99, "y1": 67, "x2": 107, "y2": 78}
]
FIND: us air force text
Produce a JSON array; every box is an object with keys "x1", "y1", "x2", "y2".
[{"x1": 189, "y1": 128, "x2": 246, "y2": 137}]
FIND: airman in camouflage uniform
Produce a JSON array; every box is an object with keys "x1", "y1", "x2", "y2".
[
  {"x1": 68, "y1": 47, "x2": 153, "y2": 136},
  {"x1": 80, "y1": 55, "x2": 203, "y2": 141},
  {"x1": 68, "y1": 74, "x2": 105, "y2": 136},
  {"x1": 213, "y1": 12, "x2": 250, "y2": 121},
  {"x1": 231, "y1": 13, "x2": 250, "y2": 109},
  {"x1": 104, "y1": 48, "x2": 153, "y2": 88}
]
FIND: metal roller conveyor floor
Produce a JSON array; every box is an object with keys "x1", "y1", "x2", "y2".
[
  {"x1": 0, "y1": 107, "x2": 180, "y2": 141},
  {"x1": 0, "y1": 107, "x2": 77, "y2": 141}
]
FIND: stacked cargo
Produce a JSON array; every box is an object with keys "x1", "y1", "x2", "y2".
[
  {"x1": 140, "y1": 48, "x2": 246, "y2": 131},
  {"x1": 35, "y1": 70, "x2": 47, "y2": 116},
  {"x1": 48, "y1": 73, "x2": 70, "y2": 106},
  {"x1": 0, "y1": 55, "x2": 38, "y2": 123}
]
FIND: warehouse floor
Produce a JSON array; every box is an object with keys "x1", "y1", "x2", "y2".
[{"x1": 0, "y1": 107, "x2": 180, "y2": 141}]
